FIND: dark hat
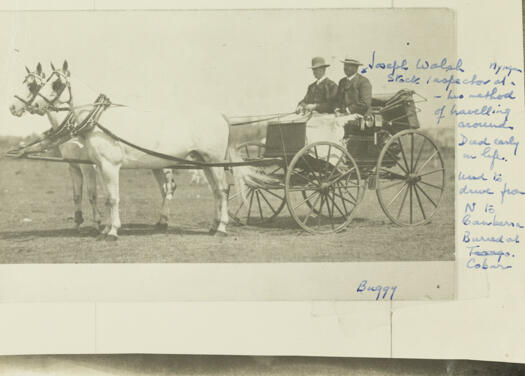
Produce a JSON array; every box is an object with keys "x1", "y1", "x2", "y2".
[
  {"x1": 340, "y1": 57, "x2": 363, "y2": 65},
  {"x1": 309, "y1": 56, "x2": 330, "y2": 69}
]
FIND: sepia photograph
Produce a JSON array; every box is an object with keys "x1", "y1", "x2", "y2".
[{"x1": 0, "y1": 9, "x2": 455, "y2": 265}]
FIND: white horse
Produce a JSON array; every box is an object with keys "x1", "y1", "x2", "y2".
[
  {"x1": 9, "y1": 63, "x2": 103, "y2": 231},
  {"x1": 9, "y1": 62, "x2": 177, "y2": 234},
  {"x1": 31, "y1": 61, "x2": 263, "y2": 240}
]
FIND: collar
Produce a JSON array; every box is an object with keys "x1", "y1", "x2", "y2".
[
  {"x1": 346, "y1": 73, "x2": 358, "y2": 82},
  {"x1": 315, "y1": 76, "x2": 327, "y2": 85}
]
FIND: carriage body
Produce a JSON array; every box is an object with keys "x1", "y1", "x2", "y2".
[{"x1": 226, "y1": 90, "x2": 445, "y2": 233}]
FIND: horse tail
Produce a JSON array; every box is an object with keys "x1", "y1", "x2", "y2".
[{"x1": 227, "y1": 144, "x2": 279, "y2": 202}]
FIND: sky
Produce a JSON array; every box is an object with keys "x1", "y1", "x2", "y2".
[{"x1": 0, "y1": 9, "x2": 455, "y2": 136}]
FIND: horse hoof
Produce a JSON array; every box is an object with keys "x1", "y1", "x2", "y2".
[
  {"x1": 154, "y1": 222, "x2": 168, "y2": 232},
  {"x1": 214, "y1": 231, "x2": 227, "y2": 238},
  {"x1": 96, "y1": 233, "x2": 107, "y2": 241},
  {"x1": 105, "y1": 234, "x2": 118, "y2": 242},
  {"x1": 209, "y1": 228, "x2": 217, "y2": 235},
  {"x1": 74, "y1": 211, "x2": 84, "y2": 225}
]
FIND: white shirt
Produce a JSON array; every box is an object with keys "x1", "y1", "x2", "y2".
[
  {"x1": 346, "y1": 73, "x2": 357, "y2": 82},
  {"x1": 315, "y1": 76, "x2": 327, "y2": 85}
]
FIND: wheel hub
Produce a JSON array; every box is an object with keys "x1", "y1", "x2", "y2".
[
  {"x1": 319, "y1": 182, "x2": 331, "y2": 193},
  {"x1": 406, "y1": 173, "x2": 421, "y2": 184}
]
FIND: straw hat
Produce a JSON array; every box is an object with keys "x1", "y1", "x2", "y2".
[{"x1": 340, "y1": 57, "x2": 363, "y2": 65}]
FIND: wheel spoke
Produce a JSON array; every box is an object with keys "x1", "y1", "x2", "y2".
[
  {"x1": 415, "y1": 150, "x2": 439, "y2": 175},
  {"x1": 379, "y1": 179, "x2": 406, "y2": 190},
  {"x1": 387, "y1": 183, "x2": 408, "y2": 209},
  {"x1": 255, "y1": 190, "x2": 264, "y2": 221},
  {"x1": 379, "y1": 167, "x2": 406, "y2": 180},
  {"x1": 337, "y1": 185, "x2": 349, "y2": 215},
  {"x1": 290, "y1": 170, "x2": 317, "y2": 186},
  {"x1": 413, "y1": 183, "x2": 427, "y2": 220},
  {"x1": 327, "y1": 168, "x2": 354, "y2": 186},
  {"x1": 325, "y1": 193, "x2": 335, "y2": 229},
  {"x1": 303, "y1": 193, "x2": 322, "y2": 225},
  {"x1": 232, "y1": 188, "x2": 252, "y2": 218},
  {"x1": 412, "y1": 137, "x2": 427, "y2": 171},
  {"x1": 313, "y1": 145, "x2": 319, "y2": 160},
  {"x1": 415, "y1": 183, "x2": 438, "y2": 208},
  {"x1": 228, "y1": 185, "x2": 250, "y2": 200},
  {"x1": 246, "y1": 189, "x2": 256, "y2": 224},
  {"x1": 418, "y1": 168, "x2": 444, "y2": 178},
  {"x1": 410, "y1": 133, "x2": 414, "y2": 171},
  {"x1": 259, "y1": 190, "x2": 278, "y2": 215},
  {"x1": 334, "y1": 180, "x2": 358, "y2": 203},
  {"x1": 293, "y1": 190, "x2": 320, "y2": 210},
  {"x1": 419, "y1": 180, "x2": 444, "y2": 191},
  {"x1": 317, "y1": 194, "x2": 326, "y2": 226},
  {"x1": 260, "y1": 188, "x2": 285, "y2": 201},
  {"x1": 409, "y1": 184, "x2": 413, "y2": 224},
  {"x1": 324, "y1": 145, "x2": 332, "y2": 173},
  {"x1": 385, "y1": 148, "x2": 408, "y2": 174},
  {"x1": 300, "y1": 156, "x2": 322, "y2": 185},
  {"x1": 397, "y1": 137, "x2": 411, "y2": 173},
  {"x1": 331, "y1": 188, "x2": 357, "y2": 207},
  {"x1": 396, "y1": 183, "x2": 410, "y2": 219},
  {"x1": 326, "y1": 153, "x2": 345, "y2": 181},
  {"x1": 329, "y1": 189, "x2": 347, "y2": 218}
]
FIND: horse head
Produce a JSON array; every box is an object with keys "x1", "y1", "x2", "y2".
[
  {"x1": 9, "y1": 62, "x2": 46, "y2": 117},
  {"x1": 31, "y1": 60, "x2": 72, "y2": 115}
]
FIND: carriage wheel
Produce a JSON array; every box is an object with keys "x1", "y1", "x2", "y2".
[
  {"x1": 376, "y1": 129, "x2": 445, "y2": 226},
  {"x1": 285, "y1": 141, "x2": 361, "y2": 234},
  {"x1": 228, "y1": 142, "x2": 286, "y2": 225}
]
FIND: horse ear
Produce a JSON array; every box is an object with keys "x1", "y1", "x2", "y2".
[
  {"x1": 50, "y1": 62, "x2": 56, "y2": 71},
  {"x1": 25, "y1": 66, "x2": 30, "y2": 73},
  {"x1": 62, "y1": 60, "x2": 69, "y2": 72},
  {"x1": 36, "y1": 62, "x2": 42, "y2": 75}
]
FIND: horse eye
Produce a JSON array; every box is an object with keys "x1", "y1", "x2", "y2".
[
  {"x1": 28, "y1": 81, "x2": 39, "y2": 94},
  {"x1": 52, "y1": 79, "x2": 63, "y2": 92}
]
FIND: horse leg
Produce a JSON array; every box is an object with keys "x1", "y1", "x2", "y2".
[
  {"x1": 99, "y1": 161, "x2": 121, "y2": 241},
  {"x1": 201, "y1": 166, "x2": 227, "y2": 236},
  {"x1": 68, "y1": 163, "x2": 84, "y2": 231},
  {"x1": 212, "y1": 167, "x2": 230, "y2": 236},
  {"x1": 152, "y1": 168, "x2": 175, "y2": 231},
  {"x1": 82, "y1": 164, "x2": 102, "y2": 231},
  {"x1": 94, "y1": 164, "x2": 111, "y2": 240}
]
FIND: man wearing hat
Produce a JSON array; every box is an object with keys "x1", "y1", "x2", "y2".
[
  {"x1": 296, "y1": 57, "x2": 338, "y2": 114},
  {"x1": 334, "y1": 57, "x2": 372, "y2": 116}
]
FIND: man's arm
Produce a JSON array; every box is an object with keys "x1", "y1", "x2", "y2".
[
  {"x1": 296, "y1": 84, "x2": 313, "y2": 113},
  {"x1": 348, "y1": 78, "x2": 372, "y2": 115}
]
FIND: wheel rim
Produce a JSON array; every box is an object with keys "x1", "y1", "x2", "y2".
[
  {"x1": 376, "y1": 130, "x2": 445, "y2": 226},
  {"x1": 285, "y1": 141, "x2": 361, "y2": 234},
  {"x1": 228, "y1": 142, "x2": 286, "y2": 225}
]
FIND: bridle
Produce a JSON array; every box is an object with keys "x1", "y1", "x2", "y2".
[
  {"x1": 13, "y1": 71, "x2": 46, "y2": 107},
  {"x1": 35, "y1": 70, "x2": 73, "y2": 112}
]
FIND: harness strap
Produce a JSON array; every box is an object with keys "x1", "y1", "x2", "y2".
[{"x1": 95, "y1": 122, "x2": 280, "y2": 168}]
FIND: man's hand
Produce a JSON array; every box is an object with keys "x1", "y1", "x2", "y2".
[
  {"x1": 295, "y1": 105, "x2": 304, "y2": 114},
  {"x1": 304, "y1": 104, "x2": 317, "y2": 112}
]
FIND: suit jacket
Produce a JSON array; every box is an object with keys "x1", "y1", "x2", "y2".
[
  {"x1": 298, "y1": 77, "x2": 338, "y2": 113},
  {"x1": 335, "y1": 74, "x2": 372, "y2": 115}
]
